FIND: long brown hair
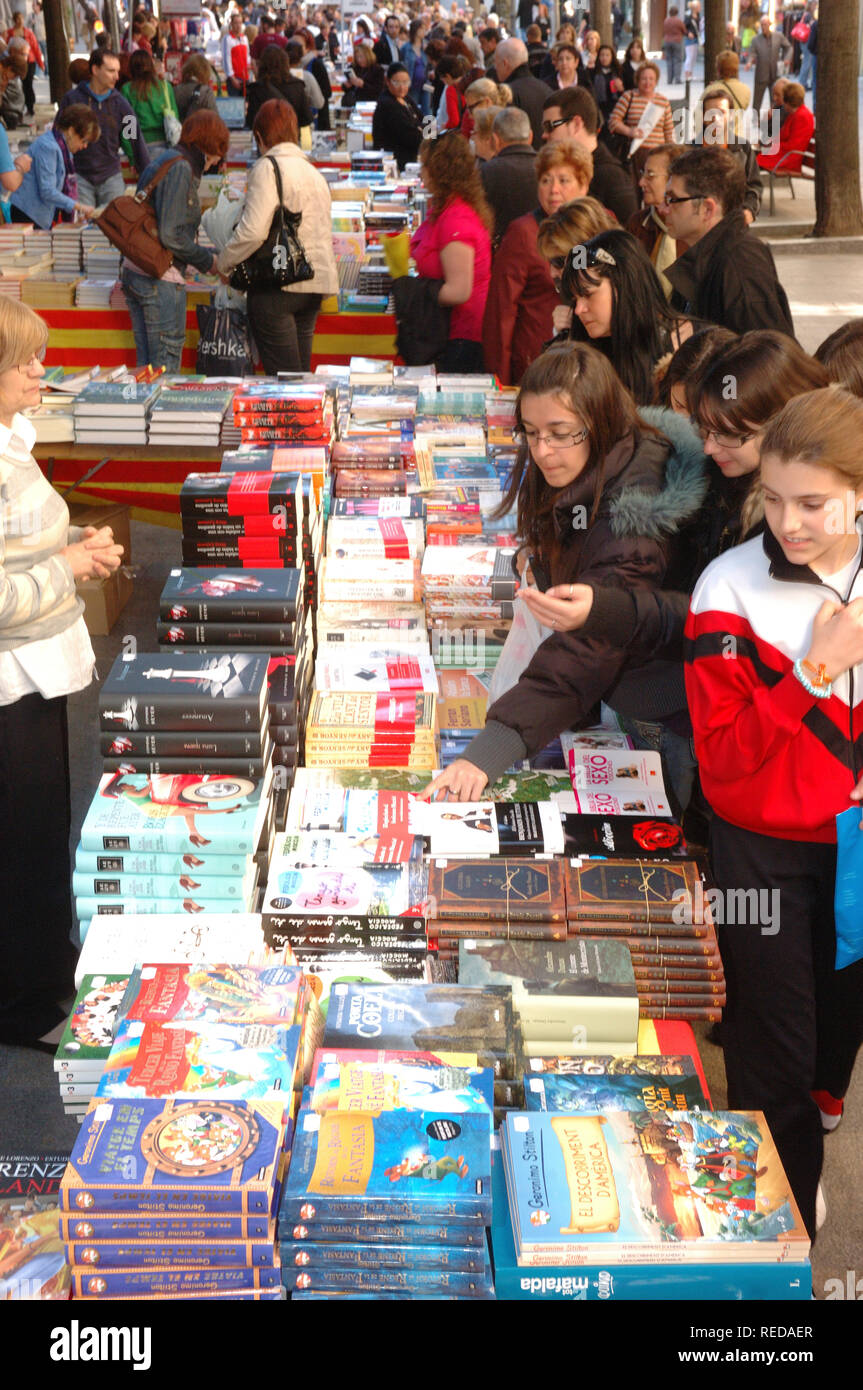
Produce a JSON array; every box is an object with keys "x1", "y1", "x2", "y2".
[
  {"x1": 419, "y1": 132, "x2": 493, "y2": 234},
  {"x1": 760, "y1": 387, "x2": 863, "y2": 492},
  {"x1": 498, "y1": 342, "x2": 659, "y2": 560},
  {"x1": 694, "y1": 331, "x2": 828, "y2": 438}
]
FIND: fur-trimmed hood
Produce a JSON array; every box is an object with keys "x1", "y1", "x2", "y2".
[
  {"x1": 551, "y1": 408, "x2": 709, "y2": 544},
  {"x1": 607, "y1": 408, "x2": 709, "y2": 541}
]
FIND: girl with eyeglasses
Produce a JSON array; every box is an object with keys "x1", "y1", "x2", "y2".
[
  {"x1": 421, "y1": 341, "x2": 708, "y2": 803},
  {"x1": 519, "y1": 330, "x2": 828, "y2": 819},
  {"x1": 685, "y1": 386, "x2": 863, "y2": 1239},
  {"x1": 561, "y1": 226, "x2": 695, "y2": 405}
]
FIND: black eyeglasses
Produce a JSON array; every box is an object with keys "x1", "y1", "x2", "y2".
[
  {"x1": 541, "y1": 115, "x2": 569, "y2": 135},
  {"x1": 662, "y1": 193, "x2": 704, "y2": 206}
]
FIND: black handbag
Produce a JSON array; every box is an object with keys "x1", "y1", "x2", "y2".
[{"x1": 229, "y1": 154, "x2": 315, "y2": 292}]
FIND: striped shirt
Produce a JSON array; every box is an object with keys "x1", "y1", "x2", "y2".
[{"x1": 609, "y1": 89, "x2": 676, "y2": 147}]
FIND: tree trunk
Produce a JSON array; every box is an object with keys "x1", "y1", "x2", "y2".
[
  {"x1": 590, "y1": 0, "x2": 613, "y2": 47},
  {"x1": 631, "y1": 0, "x2": 642, "y2": 41},
  {"x1": 703, "y1": 0, "x2": 726, "y2": 88},
  {"x1": 43, "y1": 0, "x2": 71, "y2": 102},
  {"x1": 813, "y1": 0, "x2": 863, "y2": 235},
  {"x1": 103, "y1": 0, "x2": 121, "y2": 53}
]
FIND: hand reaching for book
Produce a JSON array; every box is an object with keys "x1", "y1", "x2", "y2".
[{"x1": 422, "y1": 759, "x2": 489, "y2": 803}]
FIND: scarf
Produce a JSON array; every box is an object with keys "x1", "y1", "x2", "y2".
[{"x1": 53, "y1": 129, "x2": 77, "y2": 221}]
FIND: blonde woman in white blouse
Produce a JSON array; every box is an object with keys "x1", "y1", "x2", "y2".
[{"x1": 0, "y1": 299, "x2": 122, "y2": 1049}]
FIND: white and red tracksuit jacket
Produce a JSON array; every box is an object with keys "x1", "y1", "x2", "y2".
[{"x1": 684, "y1": 526, "x2": 863, "y2": 843}]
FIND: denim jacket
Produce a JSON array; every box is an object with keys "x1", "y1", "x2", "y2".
[{"x1": 136, "y1": 144, "x2": 214, "y2": 275}]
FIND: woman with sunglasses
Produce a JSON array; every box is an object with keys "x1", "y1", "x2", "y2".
[
  {"x1": 518, "y1": 330, "x2": 827, "y2": 815},
  {"x1": 372, "y1": 63, "x2": 423, "y2": 172},
  {"x1": 0, "y1": 299, "x2": 123, "y2": 1050},
  {"x1": 483, "y1": 140, "x2": 593, "y2": 385},
  {"x1": 561, "y1": 226, "x2": 694, "y2": 405},
  {"x1": 421, "y1": 340, "x2": 708, "y2": 803}
]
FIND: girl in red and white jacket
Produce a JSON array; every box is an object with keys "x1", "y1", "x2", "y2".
[{"x1": 685, "y1": 386, "x2": 863, "y2": 1240}]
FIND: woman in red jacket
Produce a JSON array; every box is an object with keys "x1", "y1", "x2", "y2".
[
  {"x1": 482, "y1": 140, "x2": 592, "y2": 386},
  {"x1": 685, "y1": 386, "x2": 863, "y2": 1239},
  {"x1": 757, "y1": 81, "x2": 814, "y2": 172}
]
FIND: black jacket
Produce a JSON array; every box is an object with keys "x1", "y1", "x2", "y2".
[
  {"x1": 393, "y1": 275, "x2": 450, "y2": 366},
  {"x1": 507, "y1": 63, "x2": 556, "y2": 149},
  {"x1": 589, "y1": 141, "x2": 638, "y2": 225},
  {"x1": 372, "y1": 90, "x2": 423, "y2": 171},
  {"x1": 463, "y1": 410, "x2": 709, "y2": 783},
  {"x1": 246, "y1": 75, "x2": 311, "y2": 130},
  {"x1": 479, "y1": 143, "x2": 538, "y2": 247},
  {"x1": 665, "y1": 209, "x2": 795, "y2": 337}
]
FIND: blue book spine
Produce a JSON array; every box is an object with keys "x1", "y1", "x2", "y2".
[{"x1": 280, "y1": 1240, "x2": 487, "y2": 1271}]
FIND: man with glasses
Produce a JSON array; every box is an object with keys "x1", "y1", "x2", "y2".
[
  {"x1": 479, "y1": 106, "x2": 537, "y2": 248},
  {"x1": 540, "y1": 86, "x2": 637, "y2": 225},
  {"x1": 661, "y1": 147, "x2": 794, "y2": 336}
]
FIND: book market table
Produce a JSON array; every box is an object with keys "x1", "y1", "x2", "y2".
[{"x1": 40, "y1": 304, "x2": 398, "y2": 374}]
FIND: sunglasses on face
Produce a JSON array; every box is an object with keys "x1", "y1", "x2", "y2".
[
  {"x1": 541, "y1": 115, "x2": 569, "y2": 135},
  {"x1": 662, "y1": 193, "x2": 704, "y2": 206}
]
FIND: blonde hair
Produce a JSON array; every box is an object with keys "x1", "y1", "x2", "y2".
[
  {"x1": 760, "y1": 387, "x2": 863, "y2": 489},
  {"x1": 535, "y1": 138, "x2": 593, "y2": 187},
  {"x1": 465, "y1": 76, "x2": 512, "y2": 106},
  {"x1": 536, "y1": 196, "x2": 616, "y2": 260},
  {"x1": 0, "y1": 299, "x2": 48, "y2": 377}
]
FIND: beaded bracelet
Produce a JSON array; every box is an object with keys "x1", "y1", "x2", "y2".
[{"x1": 793, "y1": 658, "x2": 833, "y2": 699}]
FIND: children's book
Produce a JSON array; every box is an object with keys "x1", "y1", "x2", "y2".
[
  {"x1": 0, "y1": 1153, "x2": 71, "y2": 1300},
  {"x1": 523, "y1": 1060, "x2": 708, "y2": 1114}
]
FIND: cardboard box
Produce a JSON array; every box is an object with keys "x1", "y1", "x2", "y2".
[
  {"x1": 66, "y1": 499, "x2": 133, "y2": 637},
  {"x1": 77, "y1": 568, "x2": 134, "y2": 637}
]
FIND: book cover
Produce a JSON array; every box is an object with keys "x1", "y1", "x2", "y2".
[
  {"x1": 68, "y1": 1238, "x2": 275, "y2": 1270},
  {"x1": 524, "y1": 1066, "x2": 708, "y2": 1115},
  {"x1": 282, "y1": 1107, "x2": 492, "y2": 1224},
  {"x1": 159, "y1": 567, "x2": 302, "y2": 623},
  {"x1": 309, "y1": 1058, "x2": 494, "y2": 1116},
  {"x1": 79, "y1": 769, "x2": 270, "y2": 856},
  {"x1": 502, "y1": 1110, "x2": 810, "y2": 1266},
  {"x1": 427, "y1": 860, "x2": 566, "y2": 923},
  {"x1": 180, "y1": 471, "x2": 303, "y2": 518},
  {"x1": 322, "y1": 983, "x2": 516, "y2": 1068},
  {"x1": 0, "y1": 1154, "x2": 70, "y2": 1300},
  {"x1": 564, "y1": 860, "x2": 703, "y2": 924},
  {"x1": 60, "y1": 1098, "x2": 286, "y2": 1215},
  {"x1": 53, "y1": 975, "x2": 130, "y2": 1073},
  {"x1": 99, "y1": 652, "x2": 269, "y2": 732},
  {"x1": 562, "y1": 815, "x2": 688, "y2": 860},
  {"x1": 94, "y1": 1019, "x2": 301, "y2": 1100},
  {"x1": 263, "y1": 860, "x2": 427, "y2": 919},
  {"x1": 121, "y1": 963, "x2": 303, "y2": 1030},
  {"x1": 73, "y1": 915, "x2": 267, "y2": 989},
  {"x1": 457, "y1": 939, "x2": 638, "y2": 1043},
  {"x1": 425, "y1": 802, "x2": 564, "y2": 859}
]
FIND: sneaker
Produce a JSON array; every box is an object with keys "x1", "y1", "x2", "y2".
[
  {"x1": 812, "y1": 1088, "x2": 844, "y2": 1133},
  {"x1": 815, "y1": 1182, "x2": 827, "y2": 1232}
]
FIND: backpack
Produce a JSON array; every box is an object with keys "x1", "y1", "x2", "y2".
[{"x1": 95, "y1": 153, "x2": 184, "y2": 279}]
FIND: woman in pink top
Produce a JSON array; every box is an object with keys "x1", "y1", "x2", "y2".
[{"x1": 410, "y1": 133, "x2": 493, "y2": 373}]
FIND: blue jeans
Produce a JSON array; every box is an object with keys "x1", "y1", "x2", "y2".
[
  {"x1": 616, "y1": 712, "x2": 697, "y2": 817},
  {"x1": 663, "y1": 41, "x2": 684, "y2": 84},
  {"x1": 120, "y1": 266, "x2": 187, "y2": 371},
  {"x1": 76, "y1": 170, "x2": 126, "y2": 211},
  {"x1": 798, "y1": 46, "x2": 814, "y2": 90}
]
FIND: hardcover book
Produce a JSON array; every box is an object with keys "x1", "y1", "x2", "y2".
[
  {"x1": 158, "y1": 569, "x2": 303, "y2": 625},
  {"x1": 502, "y1": 1110, "x2": 810, "y2": 1266},
  {"x1": 60, "y1": 1098, "x2": 286, "y2": 1214},
  {"x1": 99, "y1": 652, "x2": 269, "y2": 732},
  {"x1": 457, "y1": 939, "x2": 639, "y2": 1043},
  {"x1": 427, "y1": 859, "x2": 566, "y2": 923},
  {"x1": 564, "y1": 860, "x2": 703, "y2": 923},
  {"x1": 563, "y1": 815, "x2": 688, "y2": 860},
  {"x1": 79, "y1": 769, "x2": 270, "y2": 856},
  {"x1": 120, "y1": 963, "x2": 303, "y2": 1030},
  {"x1": 58, "y1": 1213, "x2": 273, "y2": 1241},
  {"x1": 54, "y1": 975, "x2": 130, "y2": 1075},
  {"x1": 309, "y1": 1058, "x2": 494, "y2": 1116},
  {"x1": 281, "y1": 1106, "x2": 492, "y2": 1224},
  {"x1": 0, "y1": 1153, "x2": 71, "y2": 1300},
  {"x1": 523, "y1": 1064, "x2": 708, "y2": 1114},
  {"x1": 94, "y1": 1019, "x2": 301, "y2": 1100}
]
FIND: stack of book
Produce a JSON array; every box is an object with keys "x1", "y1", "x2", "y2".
[
  {"x1": 72, "y1": 378, "x2": 161, "y2": 445},
  {"x1": 60, "y1": 1097, "x2": 286, "y2": 1300},
  {"x1": 179, "y1": 472, "x2": 310, "y2": 575},
  {"x1": 426, "y1": 858, "x2": 567, "y2": 958},
  {"x1": 494, "y1": 1108, "x2": 811, "y2": 1301},
  {"x1": 53, "y1": 973, "x2": 131, "y2": 1120},
  {"x1": 304, "y1": 691, "x2": 437, "y2": 769},
  {"x1": 232, "y1": 382, "x2": 334, "y2": 448},
  {"x1": 50, "y1": 223, "x2": 83, "y2": 273},
  {"x1": 278, "y1": 1053, "x2": 494, "y2": 1297},
  {"x1": 74, "y1": 278, "x2": 116, "y2": 307},
  {"x1": 81, "y1": 223, "x2": 120, "y2": 278},
  {"x1": 21, "y1": 273, "x2": 80, "y2": 309},
  {"x1": 563, "y1": 858, "x2": 726, "y2": 1023},
  {"x1": 157, "y1": 566, "x2": 304, "y2": 661},
  {"x1": 458, "y1": 938, "x2": 640, "y2": 1060},
  {"x1": 148, "y1": 384, "x2": 233, "y2": 447},
  {"x1": 0, "y1": 1151, "x2": 70, "y2": 1300},
  {"x1": 436, "y1": 667, "x2": 494, "y2": 766},
  {"x1": 421, "y1": 543, "x2": 516, "y2": 627}
]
